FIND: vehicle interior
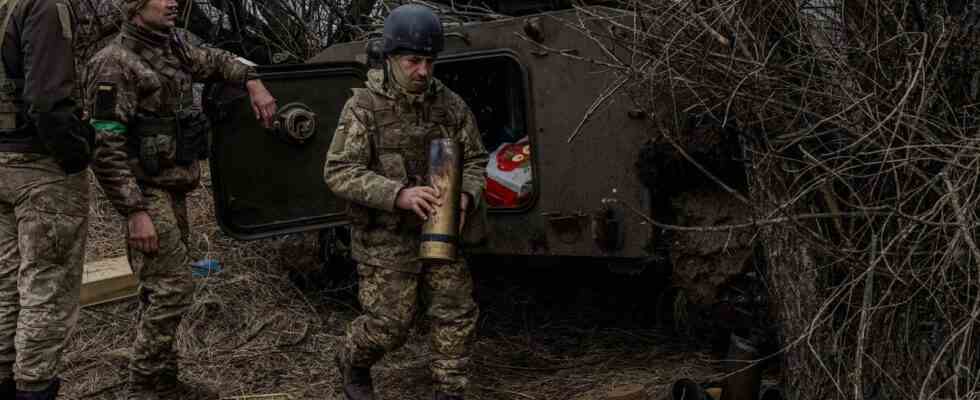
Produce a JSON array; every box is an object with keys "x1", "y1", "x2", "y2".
[{"x1": 435, "y1": 54, "x2": 534, "y2": 210}]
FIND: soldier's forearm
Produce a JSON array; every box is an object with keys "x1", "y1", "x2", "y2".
[
  {"x1": 325, "y1": 164, "x2": 404, "y2": 212},
  {"x1": 192, "y1": 47, "x2": 253, "y2": 84},
  {"x1": 93, "y1": 172, "x2": 147, "y2": 216},
  {"x1": 460, "y1": 157, "x2": 488, "y2": 201},
  {"x1": 91, "y1": 130, "x2": 147, "y2": 216},
  {"x1": 460, "y1": 180, "x2": 484, "y2": 209},
  {"x1": 91, "y1": 162, "x2": 147, "y2": 215}
]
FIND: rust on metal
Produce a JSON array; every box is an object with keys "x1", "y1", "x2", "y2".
[{"x1": 420, "y1": 138, "x2": 462, "y2": 263}]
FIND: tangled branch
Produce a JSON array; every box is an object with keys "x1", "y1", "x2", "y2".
[{"x1": 573, "y1": 1, "x2": 980, "y2": 399}]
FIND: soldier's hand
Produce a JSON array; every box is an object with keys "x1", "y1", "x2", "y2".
[
  {"x1": 246, "y1": 79, "x2": 277, "y2": 129},
  {"x1": 128, "y1": 211, "x2": 159, "y2": 254},
  {"x1": 396, "y1": 186, "x2": 441, "y2": 220}
]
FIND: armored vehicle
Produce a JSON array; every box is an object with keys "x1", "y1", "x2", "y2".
[{"x1": 205, "y1": 4, "x2": 759, "y2": 330}]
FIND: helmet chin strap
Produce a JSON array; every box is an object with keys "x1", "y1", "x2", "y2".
[{"x1": 386, "y1": 56, "x2": 430, "y2": 99}]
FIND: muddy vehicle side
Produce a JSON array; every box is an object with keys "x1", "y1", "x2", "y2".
[
  {"x1": 209, "y1": 7, "x2": 651, "y2": 257},
  {"x1": 206, "y1": 6, "x2": 756, "y2": 313}
]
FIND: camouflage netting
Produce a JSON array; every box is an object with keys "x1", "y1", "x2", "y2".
[{"x1": 565, "y1": 1, "x2": 980, "y2": 399}]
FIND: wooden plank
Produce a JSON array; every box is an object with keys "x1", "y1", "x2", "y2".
[{"x1": 81, "y1": 256, "x2": 138, "y2": 307}]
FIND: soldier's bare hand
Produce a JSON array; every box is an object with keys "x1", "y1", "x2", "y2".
[
  {"x1": 246, "y1": 79, "x2": 277, "y2": 129},
  {"x1": 128, "y1": 211, "x2": 159, "y2": 254},
  {"x1": 396, "y1": 186, "x2": 441, "y2": 220}
]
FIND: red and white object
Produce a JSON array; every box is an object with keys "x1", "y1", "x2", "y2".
[{"x1": 485, "y1": 138, "x2": 533, "y2": 207}]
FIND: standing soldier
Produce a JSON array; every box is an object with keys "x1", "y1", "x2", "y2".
[
  {"x1": 325, "y1": 4, "x2": 488, "y2": 400},
  {"x1": 84, "y1": 0, "x2": 276, "y2": 398},
  {"x1": 0, "y1": 0, "x2": 93, "y2": 398}
]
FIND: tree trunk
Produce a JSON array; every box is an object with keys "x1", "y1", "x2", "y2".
[{"x1": 747, "y1": 142, "x2": 837, "y2": 400}]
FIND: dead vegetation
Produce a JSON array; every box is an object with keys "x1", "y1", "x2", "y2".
[
  {"x1": 62, "y1": 2, "x2": 736, "y2": 399},
  {"x1": 65, "y1": 166, "x2": 728, "y2": 399},
  {"x1": 563, "y1": 1, "x2": 980, "y2": 399},
  {"x1": 63, "y1": 0, "x2": 980, "y2": 398}
]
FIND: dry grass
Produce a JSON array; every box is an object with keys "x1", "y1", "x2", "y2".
[{"x1": 61, "y1": 165, "x2": 725, "y2": 400}]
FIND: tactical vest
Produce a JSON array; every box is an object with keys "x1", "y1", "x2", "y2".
[
  {"x1": 349, "y1": 85, "x2": 459, "y2": 229},
  {"x1": 118, "y1": 27, "x2": 209, "y2": 175}
]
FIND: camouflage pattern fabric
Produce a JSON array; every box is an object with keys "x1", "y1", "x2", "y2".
[
  {"x1": 326, "y1": 66, "x2": 486, "y2": 396},
  {"x1": 344, "y1": 262, "x2": 478, "y2": 395},
  {"x1": 324, "y1": 68, "x2": 489, "y2": 273},
  {"x1": 85, "y1": 21, "x2": 253, "y2": 216},
  {"x1": 126, "y1": 186, "x2": 194, "y2": 381},
  {"x1": 0, "y1": 153, "x2": 88, "y2": 391},
  {"x1": 84, "y1": 19, "x2": 252, "y2": 388}
]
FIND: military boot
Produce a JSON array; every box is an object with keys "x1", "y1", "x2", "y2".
[
  {"x1": 0, "y1": 376, "x2": 15, "y2": 399},
  {"x1": 14, "y1": 378, "x2": 59, "y2": 400},
  {"x1": 433, "y1": 392, "x2": 464, "y2": 400},
  {"x1": 127, "y1": 372, "x2": 159, "y2": 400},
  {"x1": 157, "y1": 372, "x2": 219, "y2": 400},
  {"x1": 335, "y1": 351, "x2": 374, "y2": 400}
]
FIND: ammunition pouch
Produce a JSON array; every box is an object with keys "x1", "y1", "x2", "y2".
[
  {"x1": 132, "y1": 114, "x2": 176, "y2": 176},
  {"x1": 35, "y1": 110, "x2": 96, "y2": 174},
  {"x1": 176, "y1": 110, "x2": 210, "y2": 165}
]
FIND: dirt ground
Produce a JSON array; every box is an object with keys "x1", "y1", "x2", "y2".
[{"x1": 61, "y1": 170, "x2": 729, "y2": 400}]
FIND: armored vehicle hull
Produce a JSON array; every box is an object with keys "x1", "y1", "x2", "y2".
[{"x1": 206, "y1": 7, "x2": 757, "y2": 318}]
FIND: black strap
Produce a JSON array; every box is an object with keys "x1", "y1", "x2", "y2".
[{"x1": 420, "y1": 233, "x2": 456, "y2": 244}]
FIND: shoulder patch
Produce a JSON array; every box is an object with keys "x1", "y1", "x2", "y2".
[
  {"x1": 93, "y1": 82, "x2": 118, "y2": 120},
  {"x1": 56, "y1": 2, "x2": 73, "y2": 40}
]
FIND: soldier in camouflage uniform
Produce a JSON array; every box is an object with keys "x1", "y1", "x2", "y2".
[
  {"x1": 324, "y1": 5, "x2": 488, "y2": 400},
  {"x1": 0, "y1": 0, "x2": 93, "y2": 398},
  {"x1": 84, "y1": 0, "x2": 276, "y2": 398}
]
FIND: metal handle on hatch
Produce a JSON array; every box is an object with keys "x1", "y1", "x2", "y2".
[{"x1": 272, "y1": 102, "x2": 318, "y2": 145}]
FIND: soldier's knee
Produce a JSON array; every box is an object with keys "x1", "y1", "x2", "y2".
[
  {"x1": 363, "y1": 316, "x2": 411, "y2": 351},
  {"x1": 142, "y1": 276, "x2": 193, "y2": 311},
  {"x1": 383, "y1": 321, "x2": 413, "y2": 350},
  {"x1": 155, "y1": 229, "x2": 189, "y2": 259},
  {"x1": 430, "y1": 299, "x2": 478, "y2": 324}
]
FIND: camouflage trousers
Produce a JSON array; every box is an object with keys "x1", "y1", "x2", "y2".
[
  {"x1": 0, "y1": 153, "x2": 89, "y2": 391},
  {"x1": 126, "y1": 187, "x2": 194, "y2": 381},
  {"x1": 343, "y1": 261, "x2": 479, "y2": 395}
]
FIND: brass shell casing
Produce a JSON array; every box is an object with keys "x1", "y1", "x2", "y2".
[{"x1": 419, "y1": 138, "x2": 462, "y2": 263}]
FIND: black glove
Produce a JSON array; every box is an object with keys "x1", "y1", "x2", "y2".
[{"x1": 35, "y1": 111, "x2": 96, "y2": 174}]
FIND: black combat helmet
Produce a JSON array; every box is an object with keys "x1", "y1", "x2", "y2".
[{"x1": 382, "y1": 4, "x2": 444, "y2": 56}]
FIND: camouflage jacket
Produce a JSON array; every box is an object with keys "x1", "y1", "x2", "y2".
[
  {"x1": 85, "y1": 22, "x2": 253, "y2": 216},
  {"x1": 324, "y1": 69, "x2": 488, "y2": 272}
]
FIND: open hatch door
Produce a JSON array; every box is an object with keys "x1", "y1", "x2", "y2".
[{"x1": 207, "y1": 62, "x2": 366, "y2": 240}]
